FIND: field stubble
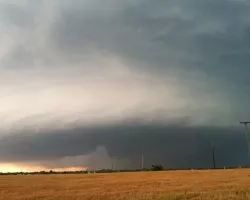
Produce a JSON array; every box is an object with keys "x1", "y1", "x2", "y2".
[{"x1": 0, "y1": 169, "x2": 250, "y2": 200}]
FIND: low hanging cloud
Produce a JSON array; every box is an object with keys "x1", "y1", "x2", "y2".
[
  {"x1": 0, "y1": 61, "x2": 236, "y2": 133},
  {"x1": 0, "y1": 0, "x2": 250, "y2": 170},
  {"x1": 0, "y1": 124, "x2": 248, "y2": 170}
]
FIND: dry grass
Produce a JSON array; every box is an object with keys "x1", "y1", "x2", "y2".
[{"x1": 0, "y1": 169, "x2": 250, "y2": 200}]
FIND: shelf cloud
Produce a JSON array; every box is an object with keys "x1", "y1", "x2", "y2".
[{"x1": 0, "y1": 0, "x2": 250, "y2": 170}]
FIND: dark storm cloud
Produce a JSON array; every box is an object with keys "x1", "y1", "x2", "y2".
[
  {"x1": 45, "y1": 0, "x2": 250, "y2": 118},
  {"x1": 1, "y1": 0, "x2": 250, "y2": 169},
  {"x1": 48, "y1": 0, "x2": 250, "y2": 73},
  {"x1": 47, "y1": 0, "x2": 250, "y2": 122},
  {"x1": 1, "y1": 0, "x2": 250, "y2": 77},
  {"x1": 0, "y1": 124, "x2": 248, "y2": 169},
  {"x1": 2, "y1": 0, "x2": 250, "y2": 86}
]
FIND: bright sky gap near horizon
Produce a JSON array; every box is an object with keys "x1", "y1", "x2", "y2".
[{"x1": 0, "y1": 0, "x2": 250, "y2": 172}]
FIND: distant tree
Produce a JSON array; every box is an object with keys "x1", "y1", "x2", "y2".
[{"x1": 151, "y1": 164, "x2": 163, "y2": 171}]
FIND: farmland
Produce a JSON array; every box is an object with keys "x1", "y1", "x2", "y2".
[{"x1": 0, "y1": 169, "x2": 250, "y2": 200}]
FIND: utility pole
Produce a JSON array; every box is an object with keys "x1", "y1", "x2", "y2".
[
  {"x1": 211, "y1": 140, "x2": 216, "y2": 169},
  {"x1": 240, "y1": 121, "x2": 250, "y2": 155},
  {"x1": 141, "y1": 155, "x2": 144, "y2": 170},
  {"x1": 112, "y1": 157, "x2": 119, "y2": 171},
  {"x1": 112, "y1": 158, "x2": 114, "y2": 171}
]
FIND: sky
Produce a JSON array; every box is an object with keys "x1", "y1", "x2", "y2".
[{"x1": 0, "y1": 0, "x2": 250, "y2": 172}]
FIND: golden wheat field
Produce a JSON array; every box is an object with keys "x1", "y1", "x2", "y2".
[{"x1": 0, "y1": 169, "x2": 250, "y2": 200}]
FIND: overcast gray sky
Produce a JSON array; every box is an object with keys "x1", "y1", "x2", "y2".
[{"x1": 0, "y1": 0, "x2": 249, "y2": 171}]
